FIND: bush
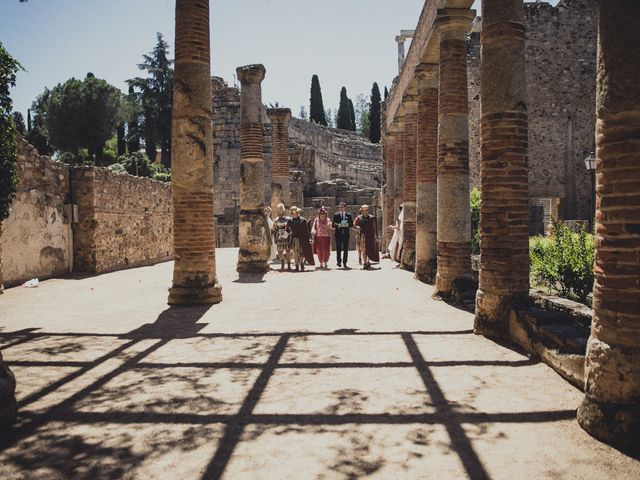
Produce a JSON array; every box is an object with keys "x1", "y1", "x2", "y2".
[
  {"x1": 470, "y1": 187, "x2": 481, "y2": 255},
  {"x1": 530, "y1": 218, "x2": 595, "y2": 305},
  {"x1": 152, "y1": 171, "x2": 171, "y2": 182},
  {"x1": 117, "y1": 151, "x2": 152, "y2": 177}
]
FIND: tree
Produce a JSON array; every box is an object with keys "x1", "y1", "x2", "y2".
[
  {"x1": 349, "y1": 98, "x2": 356, "y2": 132},
  {"x1": 325, "y1": 108, "x2": 334, "y2": 128},
  {"x1": 126, "y1": 85, "x2": 141, "y2": 153},
  {"x1": 309, "y1": 74, "x2": 327, "y2": 126},
  {"x1": 25, "y1": 89, "x2": 53, "y2": 156},
  {"x1": 355, "y1": 93, "x2": 370, "y2": 136},
  {"x1": 369, "y1": 82, "x2": 381, "y2": 143},
  {"x1": 26, "y1": 109, "x2": 31, "y2": 131},
  {"x1": 336, "y1": 87, "x2": 353, "y2": 131},
  {"x1": 12, "y1": 111, "x2": 25, "y2": 134},
  {"x1": 0, "y1": 42, "x2": 22, "y2": 221},
  {"x1": 127, "y1": 33, "x2": 173, "y2": 167},
  {"x1": 384, "y1": 86, "x2": 389, "y2": 100},
  {"x1": 299, "y1": 105, "x2": 308, "y2": 120},
  {"x1": 44, "y1": 74, "x2": 123, "y2": 164}
]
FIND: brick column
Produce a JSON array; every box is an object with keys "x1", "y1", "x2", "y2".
[
  {"x1": 394, "y1": 123, "x2": 405, "y2": 221},
  {"x1": 266, "y1": 108, "x2": 291, "y2": 213},
  {"x1": 474, "y1": 0, "x2": 529, "y2": 338},
  {"x1": 384, "y1": 133, "x2": 396, "y2": 246},
  {"x1": 237, "y1": 64, "x2": 269, "y2": 274},
  {"x1": 0, "y1": 349, "x2": 16, "y2": 428},
  {"x1": 169, "y1": 0, "x2": 222, "y2": 305},
  {"x1": 401, "y1": 99, "x2": 418, "y2": 270},
  {"x1": 434, "y1": 8, "x2": 475, "y2": 297},
  {"x1": 415, "y1": 63, "x2": 439, "y2": 283},
  {"x1": 577, "y1": 0, "x2": 640, "y2": 451}
]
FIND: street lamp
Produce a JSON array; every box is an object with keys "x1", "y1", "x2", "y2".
[{"x1": 584, "y1": 152, "x2": 596, "y2": 230}]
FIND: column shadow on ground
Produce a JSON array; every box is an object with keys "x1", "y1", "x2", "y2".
[{"x1": 0, "y1": 322, "x2": 583, "y2": 480}]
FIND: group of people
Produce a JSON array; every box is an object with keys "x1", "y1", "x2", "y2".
[{"x1": 264, "y1": 201, "x2": 380, "y2": 271}]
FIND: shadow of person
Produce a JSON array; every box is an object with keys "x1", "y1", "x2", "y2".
[{"x1": 125, "y1": 305, "x2": 212, "y2": 339}]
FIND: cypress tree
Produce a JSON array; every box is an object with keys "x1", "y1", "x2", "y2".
[
  {"x1": 369, "y1": 82, "x2": 381, "y2": 143},
  {"x1": 384, "y1": 86, "x2": 389, "y2": 100},
  {"x1": 27, "y1": 109, "x2": 32, "y2": 132},
  {"x1": 309, "y1": 75, "x2": 327, "y2": 126},
  {"x1": 336, "y1": 87, "x2": 352, "y2": 131},
  {"x1": 348, "y1": 99, "x2": 356, "y2": 132}
]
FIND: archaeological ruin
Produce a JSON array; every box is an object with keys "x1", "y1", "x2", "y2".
[{"x1": 0, "y1": 0, "x2": 638, "y2": 472}]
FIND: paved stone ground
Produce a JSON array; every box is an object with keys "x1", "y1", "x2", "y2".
[{"x1": 0, "y1": 248, "x2": 638, "y2": 479}]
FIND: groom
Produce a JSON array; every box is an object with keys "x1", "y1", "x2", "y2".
[{"x1": 332, "y1": 201, "x2": 354, "y2": 268}]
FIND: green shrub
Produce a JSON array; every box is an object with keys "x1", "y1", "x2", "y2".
[
  {"x1": 470, "y1": 187, "x2": 481, "y2": 255},
  {"x1": 530, "y1": 218, "x2": 595, "y2": 305},
  {"x1": 117, "y1": 151, "x2": 152, "y2": 177},
  {"x1": 152, "y1": 171, "x2": 171, "y2": 182}
]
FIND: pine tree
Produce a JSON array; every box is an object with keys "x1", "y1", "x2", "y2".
[
  {"x1": 309, "y1": 75, "x2": 327, "y2": 126},
  {"x1": 369, "y1": 82, "x2": 381, "y2": 143},
  {"x1": 336, "y1": 87, "x2": 352, "y2": 131},
  {"x1": 348, "y1": 99, "x2": 356, "y2": 132}
]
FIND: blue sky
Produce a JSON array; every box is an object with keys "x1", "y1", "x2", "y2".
[{"x1": 3, "y1": 1, "x2": 557, "y2": 119}]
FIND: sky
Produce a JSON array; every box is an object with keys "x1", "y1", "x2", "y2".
[{"x1": 2, "y1": 1, "x2": 559, "y2": 120}]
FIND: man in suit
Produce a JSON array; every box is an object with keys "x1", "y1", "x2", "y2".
[{"x1": 332, "y1": 201, "x2": 354, "y2": 268}]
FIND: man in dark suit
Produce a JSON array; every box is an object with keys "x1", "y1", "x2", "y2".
[{"x1": 332, "y1": 201, "x2": 353, "y2": 268}]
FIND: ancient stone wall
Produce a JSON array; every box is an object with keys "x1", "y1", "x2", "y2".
[
  {"x1": 468, "y1": 0, "x2": 597, "y2": 221},
  {"x1": 0, "y1": 139, "x2": 71, "y2": 288},
  {"x1": 71, "y1": 168, "x2": 172, "y2": 274}
]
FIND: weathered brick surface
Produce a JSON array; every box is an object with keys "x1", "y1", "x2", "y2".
[
  {"x1": 384, "y1": 136, "x2": 396, "y2": 245},
  {"x1": 394, "y1": 129, "x2": 405, "y2": 214},
  {"x1": 1, "y1": 138, "x2": 70, "y2": 288},
  {"x1": 474, "y1": 0, "x2": 530, "y2": 338},
  {"x1": 72, "y1": 168, "x2": 172, "y2": 274},
  {"x1": 169, "y1": 0, "x2": 221, "y2": 304},
  {"x1": 401, "y1": 109, "x2": 417, "y2": 270},
  {"x1": 435, "y1": 10, "x2": 474, "y2": 294}
]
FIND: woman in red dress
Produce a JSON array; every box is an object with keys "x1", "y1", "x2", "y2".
[{"x1": 311, "y1": 208, "x2": 332, "y2": 269}]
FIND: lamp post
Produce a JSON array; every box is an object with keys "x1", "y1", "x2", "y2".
[{"x1": 583, "y1": 152, "x2": 596, "y2": 230}]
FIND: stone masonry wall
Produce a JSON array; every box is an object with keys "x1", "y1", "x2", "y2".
[
  {"x1": 468, "y1": 0, "x2": 597, "y2": 221},
  {"x1": 0, "y1": 138, "x2": 71, "y2": 288},
  {"x1": 71, "y1": 168, "x2": 172, "y2": 274}
]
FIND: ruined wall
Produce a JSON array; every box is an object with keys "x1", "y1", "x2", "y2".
[
  {"x1": 212, "y1": 76, "x2": 383, "y2": 247},
  {"x1": 0, "y1": 139, "x2": 71, "y2": 287},
  {"x1": 468, "y1": 0, "x2": 597, "y2": 221},
  {"x1": 71, "y1": 168, "x2": 172, "y2": 274}
]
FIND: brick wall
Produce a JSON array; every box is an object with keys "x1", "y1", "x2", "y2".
[
  {"x1": 71, "y1": 168, "x2": 172, "y2": 274},
  {"x1": 0, "y1": 139, "x2": 71, "y2": 288}
]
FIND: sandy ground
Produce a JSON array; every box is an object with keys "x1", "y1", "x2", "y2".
[{"x1": 0, "y1": 248, "x2": 638, "y2": 479}]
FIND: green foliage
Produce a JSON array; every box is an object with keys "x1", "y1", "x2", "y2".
[
  {"x1": 43, "y1": 74, "x2": 123, "y2": 164},
  {"x1": 368, "y1": 82, "x2": 381, "y2": 143},
  {"x1": 355, "y1": 93, "x2": 370, "y2": 137},
  {"x1": 152, "y1": 171, "x2": 171, "y2": 182},
  {"x1": 109, "y1": 151, "x2": 170, "y2": 181},
  {"x1": 298, "y1": 106, "x2": 308, "y2": 120},
  {"x1": 25, "y1": 89, "x2": 54, "y2": 156},
  {"x1": 309, "y1": 75, "x2": 327, "y2": 126},
  {"x1": 470, "y1": 187, "x2": 481, "y2": 255},
  {"x1": 12, "y1": 111, "x2": 25, "y2": 134},
  {"x1": 336, "y1": 87, "x2": 353, "y2": 131},
  {"x1": 348, "y1": 99, "x2": 356, "y2": 132},
  {"x1": 127, "y1": 33, "x2": 173, "y2": 167},
  {"x1": 530, "y1": 219, "x2": 595, "y2": 305},
  {"x1": 0, "y1": 42, "x2": 23, "y2": 221}
]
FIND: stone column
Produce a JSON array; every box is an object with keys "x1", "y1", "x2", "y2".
[
  {"x1": 394, "y1": 123, "x2": 405, "y2": 219},
  {"x1": 401, "y1": 98, "x2": 418, "y2": 271},
  {"x1": 169, "y1": 0, "x2": 222, "y2": 305},
  {"x1": 474, "y1": 0, "x2": 529, "y2": 338},
  {"x1": 577, "y1": 0, "x2": 640, "y2": 451},
  {"x1": 267, "y1": 108, "x2": 291, "y2": 213},
  {"x1": 415, "y1": 64, "x2": 439, "y2": 283},
  {"x1": 237, "y1": 64, "x2": 269, "y2": 274},
  {"x1": 396, "y1": 36, "x2": 406, "y2": 73},
  {"x1": 434, "y1": 8, "x2": 475, "y2": 297},
  {"x1": 384, "y1": 133, "x2": 396, "y2": 246}
]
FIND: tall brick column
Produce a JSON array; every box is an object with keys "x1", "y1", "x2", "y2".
[
  {"x1": 577, "y1": 0, "x2": 640, "y2": 451},
  {"x1": 237, "y1": 64, "x2": 269, "y2": 273},
  {"x1": 474, "y1": 0, "x2": 529, "y2": 337},
  {"x1": 384, "y1": 133, "x2": 396, "y2": 246},
  {"x1": 434, "y1": 8, "x2": 475, "y2": 297},
  {"x1": 267, "y1": 108, "x2": 291, "y2": 213},
  {"x1": 401, "y1": 98, "x2": 418, "y2": 270},
  {"x1": 415, "y1": 63, "x2": 439, "y2": 283},
  {"x1": 169, "y1": 0, "x2": 222, "y2": 305},
  {"x1": 394, "y1": 125, "x2": 405, "y2": 220}
]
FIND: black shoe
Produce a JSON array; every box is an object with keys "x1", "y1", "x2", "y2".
[{"x1": 337, "y1": 263, "x2": 342, "y2": 268}]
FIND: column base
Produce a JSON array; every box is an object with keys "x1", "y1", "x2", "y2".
[
  {"x1": 168, "y1": 282, "x2": 223, "y2": 305},
  {"x1": 474, "y1": 288, "x2": 527, "y2": 339},
  {"x1": 0, "y1": 355, "x2": 17, "y2": 429},
  {"x1": 236, "y1": 260, "x2": 270, "y2": 274},
  {"x1": 415, "y1": 258, "x2": 437, "y2": 283},
  {"x1": 400, "y1": 248, "x2": 415, "y2": 271},
  {"x1": 578, "y1": 396, "x2": 640, "y2": 454},
  {"x1": 433, "y1": 275, "x2": 477, "y2": 310}
]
